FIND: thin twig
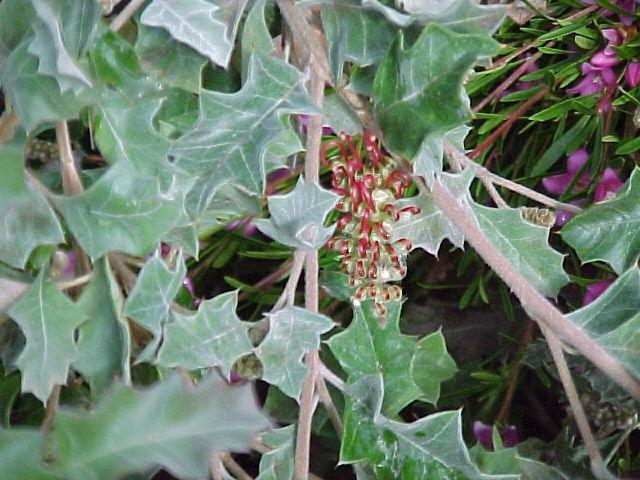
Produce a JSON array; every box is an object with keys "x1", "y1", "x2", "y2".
[
  {"x1": 40, "y1": 384, "x2": 61, "y2": 435},
  {"x1": 220, "y1": 452, "x2": 254, "y2": 480},
  {"x1": 238, "y1": 258, "x2": 293, "y2": 302},
  {"x1": 273, "y1": 250, "x2": 306, "y2": 310},
  {"x1": 315, "y1": 375, "x2": 343, "y2": 436},
  {"x1": 469, "y1": 87, "x2": 549, "y2": 158},
  {"x1": 426, "y1": 179, "x2": 640, "y2": 401},
  {"x1": 539, "y1": 323, "x2": 612, "y2": 480},
  {"x1": 56, "y1": 272, "x2": 93, "y2": 291},
  {"x1": 319, "y1": 361, "x2": 345, "y2": 391},
  {"x1": 110, "y1": 0, "x2": 146, "y2": 32},
  {"x1": 108, "y1": 253, "x2": 137, "y2": 292},
  {"x1": 209, "y1": 453, "x2": 226, "y2": 480},
  {"x1": 444, "y1": 143, "x2": 583, "y2": 213},
  {"x1": 55, "y1": 121, "x2": 83, "y2": 196},
  {"x1": 473, "y1": 52, "x2": 544, "y2": 113},
  {"x1": 0, "y1": 110, "x2": 18, "y2": 143}
]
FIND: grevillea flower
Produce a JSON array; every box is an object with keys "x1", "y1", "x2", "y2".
[
  {"x1": 473, "y1": 421, "x2": 518, "y2": 450},
  {"x1": 583, "y1": 279, "x2": 615, "y2": 305},
  {"x1": 625, "y1": 62, "x2": 640, "y2": 88}
]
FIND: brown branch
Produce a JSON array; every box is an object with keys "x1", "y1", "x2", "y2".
[
  {"x1": 427, "y1": 178, "x2": 640, "y2": 401},
  {"x1": 469, "y1": 87, "x2": 549, "y2": 159},
  {"x1": 220, "y1": 453, "x2": 254, "y2": 480},
  {"x1": 55, "y1": 121, "x2": 83, "y2": 196},
  {"x1": 0, "y1": 110, "x2": 18, "y2": 143},
  {"x1": 110, "y1": 0, "x2": 146, "y2": 32},
  {"x1": 40, "y1": 384, "x2": 61, "y2": 435},
  {"x1": 539, "y1": 323, "x2": 611, "y2": 480},
  {"x1": 315, "y1": 375, "x2": 343, "y2": 436}
]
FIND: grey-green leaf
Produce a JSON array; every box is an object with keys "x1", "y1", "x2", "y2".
[
  {"x1": 561, "y1": 167, "x2": 640, "y2": 274},
  {"x1": 254, "y1": 177, "x2": 340, "y2": 250},
  {"x1": 373, "y1": 24, "x2": 497, "y2": 158},
  {"x1": 135, "y1": 25, "x2": 208, "y2": 94},
  {"x1": 256, "y1": 425, "x2": 295, "y2": 480},
  {"x1": 47, "y1": 375, "x2": 272, "y2": 480},
  {"x1": 8, "y1": 270, "x2": 87, "y2": 402},
  {"x1": 567, "y1": 268, "x2": 640, "y2": 382},
  {"x1": 328, "y1": 300, "x2": 421, "y2": 415},
  {"x1": 75, "y1": 258, "x2": 130, "y2": 396},
  {"x1": 123, "y1": 253, "x2": 186, "y2": 361},
  {"x1": 55, "y1": 95, "x2": 192, "y2": 259},
  {"x1": 256, "y1": 306, "x2": 335, "y2": 400},
  {"x1": 411, "y1": 330, "x2": 457, "y2": 405},
  {"x1": 0, "y1": 428, "x2": 58, "y2": 480},
  {"x1": 140, "y1": 0, "x2": 248, "y2": 68},
  {"x1": 157, "y1": 291, "x2": 253, "y2": 375},
  {"x1": 241, "y1": 0, "x2": 272, "y2": 81},
  {"x1": 413, "y1": 125, "x2": 470, "y2": 187},
  {"x1": 0, "y1": 140, "x2": 64, "y2": 269},
  {"x1": 170, "y1": 54, "x2": 315, "y2": 213}
]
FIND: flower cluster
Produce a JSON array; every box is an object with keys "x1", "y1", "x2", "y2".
[
  {"x1": 568, "y1": 12, "x2": 639, "y2": 113},
  {"x1": 322, "y1": 131, "x2": 419, "y2": 317}
]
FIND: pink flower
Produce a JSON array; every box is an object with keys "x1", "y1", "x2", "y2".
[
  {"x1": 583, "y1": 279, "x2": 614, "y2": 305},
  {"x1": 625, "y1": 62, "x2": 640, "y2": 88},
  {"x1": 594, "y1": 168, "x2": 623, "y2": 201},
  {"x1": 298, "y1": 114, "x2": 335, "y2": 136},
  {"x1": 542, "y1": 148, "x2": 590, "y2": 195},
  {"x1": 582, "y1": 0, "x2": 635, "y2": 24},
  {"x1": 567, "y1": 63, "x2": 616, "y2": 96},
  {"x1": 555, "y1": 200, "x2": 584, "y2": 227},
  {"x1": 473, "y1": 421, "x2": 518, "y2": 450}
]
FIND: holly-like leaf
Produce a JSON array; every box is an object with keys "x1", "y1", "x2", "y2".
[
  {"x1": 0, "y1": 428, "x2": 58, "y2": 480},
  {"x1": 2, "y1": 42, "x2": 91, "y2": 132},
  {"x1": 241, "y1": 0, "x2": 273, "y2": 81},
  {"x1": 254, "y1": 177, "x2": 340, "y2": 250},
  {"x1": 157, "y1": 291, "x2": 253, "y2": 375},
  {"x1": 561, "y1": 167, "x2": 640, "y2": 275},
  {"x1": 135, "y1": 25, "x2": 208, "y2": 94},
  {"x1": 472, "y1": 203, "x2": 570, "y2": 298},
  {"x1": 55, "y1": 94, "x2": 192, "y2": 259},
  {"x1": 322, "y1": 92, "x2": 361, "y2": 135},
  {"x1": 566, "y1": 268, "x2": 640, "y2": 382},
  {"x1": 413, "y1": 125, "x2": 470, "y2": 187},
  {"x1": 391, "y1": 170, "x2": 470, "y2": 256},
  {"x1": 47, "y1": 375, "x2": 272, "y2": 480},
  {"x1": 0, "y1": 140, "x2": 64, "y2": 269},
  {"x1": 328, "y1": 300, "x2": 420, "y2": 415},
  {"x1": 256, "y1": 425, "x2": 295, "y2": 480},
  {"x1": 256, "y1": 306, "x2": 335, "y2": 400},
  {"x1": 320, "y1": 3, "x2": 396, "y2": 80},
  {"x1": 140, "y1": 0, "x2": 248, "y2": 68},
  {"x1": 27, "y1": 0, "x2": 100, "y2": 94},
  {"x1": 123, "y1": 253, "x2": 186, "y2": 361},
  {"x1": 170, "y1": 54, "x2": 315, "y2": 213},
  {"x1": 0, "y1": 0, "x2": 35, "y2": 76},
  {"x1": 471, "y1": 445, "x2": 569, "y2": 479},
  {"x1": 373, "y1": 24, "x2": 497, "y2": 158},
  {"x1": 75, "y1": 258, "x2": 131, "y2": 396},
  {"x1": 411, "y1": 330, "x2": 457, "y2": 405},
  {"x1": 341, "y1": 374, "x2": 511, "y2": 479},
  {"x1": 364, "y1": 0, "x2": 505, "y2": 36},
  {"x1": 8, "y1": 270, "x2": 87, "y2": 402}
]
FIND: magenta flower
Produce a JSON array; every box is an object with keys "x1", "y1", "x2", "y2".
[
  {"x1": 625, "y1": 62, "x2": 640, "y2": 88},
  {"x1": 555, "y1": 200, "x2": 584, "y2": 227},
  {"x1": 583, "y1": 279, "x2": 614, "y2": 305},
  {"x1": 542, "y1": 148, "x2": 590, "y2": 195},
  {"x1": 582, "y1": 0, "x2": 635, "y2": 24},
  {"x1": 298, "y1": 114, "x2": 335, "y2": 136},
  {"x1": 567, "y1": 63, "x2": 616, "y2": 96},
  {"x1": 473, "y1": 421, "x2": 518, "y2": 450},
  {"x1": 594, "y1": 168, "x2": 623, "y2": 201}
]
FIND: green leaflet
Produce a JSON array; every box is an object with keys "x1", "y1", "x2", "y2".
[
  {"x1": 75, "y1": 258, "x2": 131, "y2": 396},
  {"x1": 328, "y1": 300, "x2": 420, "y2": 415},
  {"x1": 373, "y1": 24, "x2": 497, "y2": 158},
  {"x1": 566, "y1": 268, "x2": 640, "y2": 382},
  {"x1": 241, "y1": 0, "x2": 273, "y2": 82},
  {"x1": 0, "y1": 0, "x2": 34, "y2": 76},
  {"x1": 341, "y1": 374, "x2": 514, "y2": 479},
  {"x1": 140, "y1": 0, "x2": 248, "y2": 68},
  {"x1": 256, "y1": 306, "x2": 335, "y2": 400},
  {"x1": 254, "y1": 177, "x2": 340, "y2": 251},
  {"x1": 27, "y1": 0, "x2": 100, "y2": 93},
  {"x1": 123, "y1": 253, "x2": 186, "y2": 361},
  {"x1": 0, "y1": 428, "x2": 58, "y2": 480},
  {"x1": 0, "y1": 139, "x2": 64, "y2": 269},
  {"x1": 55, "y1": 94, "x2": 192, "y2": 259},
  {"x1": 471, "y1": 445, "x2": 569, "y2": 479},
  {"x1": 135, "y1": 24, "x2": 208, "y2": 94},
  {"x1": 46, "y1": 375, "x2": 272, "y2": 480},
  {"x1": 561, "y1": 167, "x2": 640, "y2": 274},
  {"x1": 169, "y1": 54, "x2": 315, "y2": 214},
  {"x1": 256, "y1": 425, "x2": 295, "y2": 480},
  {"x1": 157, "y1": 291, "x2": 254, "y2": 375},
  {"x1": 8, "y1": 270, "x2": 87, "y2": 402},
  {"x1": 411, "y1": 330, "x2": 458, "y2": 405}
]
